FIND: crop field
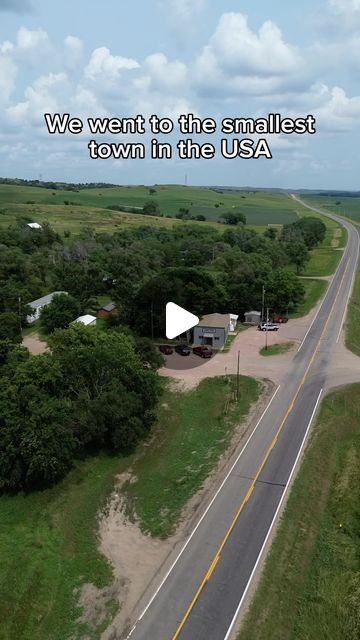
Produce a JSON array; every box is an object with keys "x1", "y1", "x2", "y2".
[
  {"x1": 0, "y1": 183, "x2": 299, "y2": 227},
  {"x1": 301, "y1": 194, "x2": 360, "y2": 223}
]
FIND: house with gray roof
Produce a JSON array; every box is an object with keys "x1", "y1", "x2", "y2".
[{"x1": 26, "y1": 291, "x2": 68, "y2": 324}]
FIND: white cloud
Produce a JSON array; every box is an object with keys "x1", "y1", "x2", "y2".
[
  {"x1": 143, "y1": 53, "x2": 187, "y2": 91},
  {"x1": 313, "y1": 84, "x2": 360, "y2": 130},
  {"x1": 7, "y1": 72, "x2": 69, "y2": 124},
  {"x1": 195, "y1": 13, "x2": 303, "y2": 97},
  {"x1": 329, "y1": 0, "x2": 360, "y2": 14},
  {"x1": 16, "y1": 26, "x2": 48, "y2": 50},
  {"x1": 85, "y1": 47, "x2": 140, "y2": 83}
]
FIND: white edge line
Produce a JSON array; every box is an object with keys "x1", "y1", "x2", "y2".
[
  {"x1": 125, "y1": 384, "x2": 281, "y2": 639},
  {"x1": 336, "y1": 237, "x2": 360, "y2": 344},
  {"x1": 222, "y1": 387, "x2": 323, "y2": 640}
]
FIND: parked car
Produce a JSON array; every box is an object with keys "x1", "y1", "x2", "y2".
[
  {"x1": 175, "y1": 344, "x2": 191, "y2": 356},
  {"x1": 258, "y1": 322, "x2": 280, "y2": 332},
  {"x1": 193, "y1": 345, "x2": 213, "y2": 359},
  {"x1": 273, "y1": 314, "x2": 289, "y2": 324},
  {"x1": 159, "y1": 344, "x2": 174, "y2": 355}
]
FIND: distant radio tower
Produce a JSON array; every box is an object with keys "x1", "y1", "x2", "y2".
[
  {"x1": 39, "y1": 173, "x2": 43, "y2": 183},
  {"x1": 185, "y1": 174, "x2": 188, "y2": 186}
]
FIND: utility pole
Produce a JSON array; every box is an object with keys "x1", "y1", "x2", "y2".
[
  {"x1": 265, "y1": 307, "x2": 269, "y2": 351},
  {"x1": 150, "y1": 301, "x2": 154, "y2": 340},
  {"x1": 18, "y1": 295, "x2": 22, "y2": 332},
  {"x1": 236, "y1": 350, "x2": 240, "y2": 400},
  {"x1": 262, "y1": 285, "x2": 266, "y2": 322}
]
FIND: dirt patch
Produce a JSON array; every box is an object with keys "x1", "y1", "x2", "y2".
[
  {"x1": 331, "y1": 228, "x2": 342, "y2": 248},
  {"x1": 96, "y1": 379, "x2": 275, "y2": 640},
  {"x1": 22, "y1": 333, "x2": 48, "y2": 355}
]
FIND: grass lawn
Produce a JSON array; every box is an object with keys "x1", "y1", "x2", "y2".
[
  {"x1": 345, "y1": 237, "x2": 360, "y2": 357},
  {"x1": 0, "y1": 454, "x2": 129, "y2": 640},
  {"x1": 259, "y1": 342, "x2": 294, "y2": 357},
  {"x1": 303, "y1": 247, "x2": 344, "y2": 277},
  {"x1": 122, "y1": 375, "x2": 261, "y2": 538},
  {"x1": 290, "y1": 278, "x2": 328, "y2": 319},
  {"x1": 238, "y1": 384, "x2": 360, "y2": 640}
]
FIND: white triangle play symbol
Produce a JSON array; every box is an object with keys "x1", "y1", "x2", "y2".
[{"x1": 166, "y1": 302, "x2": 199, "y2": 340}]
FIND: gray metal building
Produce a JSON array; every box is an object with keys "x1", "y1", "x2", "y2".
[{"x1": 193, "y1": 313, "x2": 231, "y2": 349}]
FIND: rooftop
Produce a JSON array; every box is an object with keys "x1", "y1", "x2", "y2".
[
  {"x1": 101, "y1": 301, "x2": 117, "y2": 312},
  {"x1": 27, "y1": 222, "x2": 42, "y2": 230},
  {"x1": 197, "y1": 313, "x2": 231, "y2": 329},
  {"x1": 29, "y1": 291, "x2": 68, "y2": 309},
  {"x1": 73, "y1": 315, "x2": 97, "y2": 326}
]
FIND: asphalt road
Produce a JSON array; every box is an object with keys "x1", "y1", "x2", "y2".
[{"x1": 126, "y1": 202, "x2": 359, "y2": 640}]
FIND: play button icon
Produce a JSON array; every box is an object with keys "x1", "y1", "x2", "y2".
[{"x1": 166, "y1": 302, "x2": 199, "y2": 340}]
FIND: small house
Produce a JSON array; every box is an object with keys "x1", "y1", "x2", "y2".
[
  {"x1": 26, "y1": 291, "x2": 68, "y2": 324},
  {"x1": 96, "y1": 301, "x2": 118, "y2": 319},
  {"x1": 193, "y1": 313, "x2": 232, "y2": 349},
  {"x1": 244, "y1": 310, "x2": 261, "y2": 325},
  {"x1": 73, "y1": 314, "x2": 97, "y2": 327}
]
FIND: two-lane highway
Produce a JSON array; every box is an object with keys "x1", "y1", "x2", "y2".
[{"x1": 125, "y1": 204, "x2": 359, "y2": 640}]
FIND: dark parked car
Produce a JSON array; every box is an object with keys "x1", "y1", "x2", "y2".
[
  {"x1": 175, "y1": 344, "x2": 191, "y2": 356},
  {"x1": 159, "y1": 345, "x2": 174, "y2": 355},
  {"x1": 193, "y1": 345, "x2": 213, "y2": 358}
]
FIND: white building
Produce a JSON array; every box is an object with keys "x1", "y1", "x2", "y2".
[
  {"x1": 27, "y1": 222, "x2": 42, "y2": 230},
  {"x1": 26, "y1": 291, "x2": 68, "y2": 324},
  {"x1": 73, "y1": 314, "x2": 97, "y2": 326}
]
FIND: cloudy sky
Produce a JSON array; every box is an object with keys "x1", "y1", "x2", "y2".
[{"x1": 0, "y1": 0, "x2": 359, "y2": 189}]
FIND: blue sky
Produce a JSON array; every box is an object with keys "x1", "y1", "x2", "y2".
[{"x1": 0, "y1": 0, "x2": 360, "y2": 189}]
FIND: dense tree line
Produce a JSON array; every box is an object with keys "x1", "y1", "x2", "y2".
[
  {"x1": 0, "y1": 215, "x2": 326, "y2": 339},
  {"x1": 0, "y1": 213, "x2": 327, "y2": 492},
  {"x1": 0, "y1": 325, "x2": 160, "y2": 491}
]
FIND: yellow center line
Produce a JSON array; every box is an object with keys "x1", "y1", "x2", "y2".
[{"x1": 171, "y1": 259, "x2": 350, "y2": 640}]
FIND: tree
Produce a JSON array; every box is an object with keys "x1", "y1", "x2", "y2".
[
  {"x1": 40, "y1": 293, "x2": 81, "y2": 334},
  {"x1": 220, "y1": 211, "x2": 246, "y2": 225},
  {"x1": 282, "y1": 217, "x2": 326, "y2": 249},
  {"x1": 0, "y1": 312, "x2": 22, "y2": 343},
  {"x1": 265, "y1": 269, "x2": 305, "y2": 313},
  {"x1": 143, "y1": 200, "x2": 160, "y2": 216},
  {"x1": 284, "y1": 238, "x2": 310, "y2": 273}
]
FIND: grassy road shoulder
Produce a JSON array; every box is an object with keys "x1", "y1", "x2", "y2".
[
  {"x1": 237, "y1": 384, "x2": 360, "y2": 640},
  {"x1": 122, "y1": 375, "x2": 261, "y2": 538}
]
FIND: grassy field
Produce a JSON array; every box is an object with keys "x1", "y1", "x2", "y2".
[
  {"x1": 260, "y1": 342, "x2": 294, "y2": 357},
  {"x1": 0, "y1": 455, "x2": 127, "y2": 640},
  {"x1": 238, "y1": 384, "x2": 360, "y2": 640},
  {"x1": 0, "y1": 184, "x2": 300, "y2": 227},
  {"x1": 301, "y1": 194, "x2": 360, "y2": 224},
  {"x1": 0, "y1": 374, "x2": 261, "y2": 640},
  {"x1": 303, "y1": 247, "x2": 344, "y2": 277},
  {"x1": 289, "y1": 278, "x2": 328, "y2": 319},
  {"x1": 123, "y1": 375, "x2": 261, "y2": 538}
]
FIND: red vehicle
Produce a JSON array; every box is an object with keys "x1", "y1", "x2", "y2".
[
  {"x1": 159, "y1": 345, "x2": 174, "y2": 355},
  {"x1": 273, "y1": 314, "x2": 289, "y2": 324},
  {"x1": 193, "y1": 345, "x2": 213, "y2": 359}
]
